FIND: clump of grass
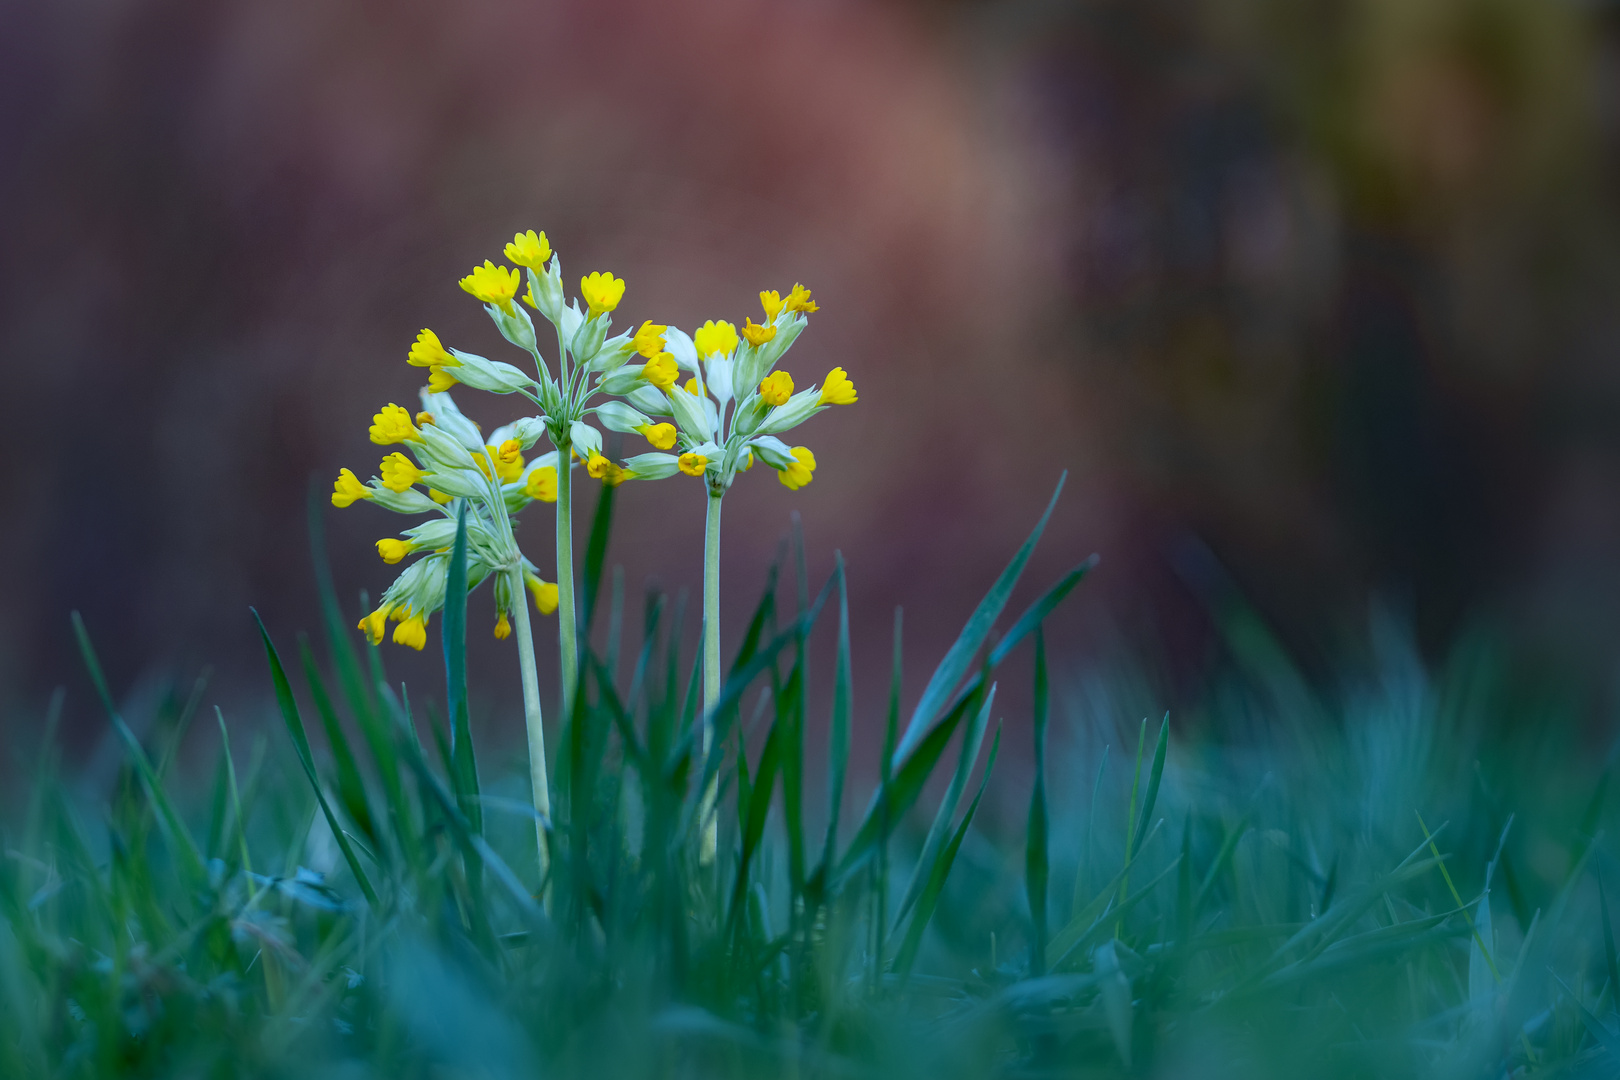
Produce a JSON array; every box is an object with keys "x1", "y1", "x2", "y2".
[{"x1": 1, "y1": 484, "x2": 1617, "y2": 1079}]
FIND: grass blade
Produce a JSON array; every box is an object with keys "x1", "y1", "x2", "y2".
[
  {"x1": 1026, "y1": 625, "x2": 1049, "y2": 976},
  {"x1": 820, "y1": 554, "x2": 853, "y2": 878},
  {"x1": 298, "y1": 634, "x2": 376, "y2": 847},
  {"x1": 443, "y1": 502, "x2": 481, "y2": 836}
]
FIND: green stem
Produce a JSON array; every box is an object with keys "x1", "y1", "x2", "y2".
[
  {"x1": 510, "y1": 567, "x2": 551, "y2": 889},
  {"x1": 699, "y1": 488, "x2": 723, "y2": 863},
  {"x1": 556, "y1": 439, "x2": 579, "y2": 717}
]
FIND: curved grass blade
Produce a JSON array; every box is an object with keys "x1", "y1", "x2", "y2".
[
  {"x1": 1027, "y1": 625, "x2": 1050, "y2": 976},
  {"x1": 298, "y1": 634, "x2": 376, "y2": 847},
  {"x1": 820, "y1": 554, "x2": 853, "y2": 879},
  {"x1": 442, "y1": 502, "x2": 480, "y2": 836},
  {"x1": 252, "y1": 609, "x2": 379, "y2": 907}
]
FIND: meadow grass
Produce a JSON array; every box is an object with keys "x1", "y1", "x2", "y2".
[{"x1": 2, "y1": 485, "x2": 1617, "y2": 1079}]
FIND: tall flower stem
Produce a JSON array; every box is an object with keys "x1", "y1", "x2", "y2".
[
  {"x1": 555, "y1": 438, "x2": 579, "y2": 716},
  {"x1": 699, "y1": 487, "x2": 724, "y2": 863},
  {"x1": 509, "y1": 565, "x2": 551, "y2": 889}
]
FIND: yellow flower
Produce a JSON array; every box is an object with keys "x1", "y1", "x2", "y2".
[
  {"x1": 504, "y1": 229, "x2": 551, "y2": 269},
  {"x1": 759, "y1": 371, "x2": 794, "y2": 407},
  {"x1": 459, "y1": 260, "x2": 522, "y2": 314},
  {"x1": 642, "y1": 352, "x2": 679, "y2": 390},
  {"x1": 526, "y1": 573, "x2": 560, "y2": 615},
  {"x1": 475, "y1": 445, "x2": 525, "y2": 484},
  {"x1": 818, "y1": 367, "x2": 856, "y2": 406},
  {"x1": 678, "y1": 452, "x2": 709, "y2": 477},
  {"x1": 379, "y1": 452, "x2": 427, "y2": 492},
  {"x1": 393, "y1": 615, "x2": 428, "y2": 650},
  {"x1": 369, "y1": 404, "x2": 421, "y2": 445},
  {"x1": 778, "y1": 447, "x2": 816, "y2": 490},
  {"x1": 743, "y1": 449, "x2": 754, "y2": 471},
  {"x1": 760, "y1": 290, "x2": 785, "y2": 323},
  {"x1": 684, "y1": 377, "x2": 702, "y2": 396},
  {"x1": 376, "y1": 538, "x2": 415, "y2": 564},
  {"x1": 427, "y1": 368, "x2": 459, "y2": 394},
  {"x1": 632, "y1": 320, "x2": 668, "y2": 359},
  {"x1": 693, "y1": 319, "x2": 738, "y2": 358},
  {"x1": 603, "y1": 464, "x2": 634, "y2": 486},
  {"x1": 580, "y1": 271, "x2": 626, "y2": 316},
  {"x1": 497, "y1": 438, "x2": 522, "y2": 464},
  {"x1": 741, "y1": 318, "x2": 776, "y2": 347},
  {"x1": 785, "y1": 283, "x2": 818, "y2": 314},
  {"x1": 408, "y1": 328, "x2": 456, "y2": 368},
  {"x1": 637, "y1": 422, "x2": 677, "y2": 450},
  {"x1": 429, "y1": 488, "x2": 453, "y2": 505},
  {"x1": 332, "y1": 468, "x2": 373, "y2": 508},
  {"x1": 523, "y1": 280, "x2": 539, "y2": 309},
  {"x1": 493, "y1": 612, "x2": 512, "y2": 639},
  {"x1": 416, "y1": 411, "x2": 437, "y2": 426},
  {"x1": 586, "y1": 452, "x2": 614, "y2": 480},
  {"x1": 524, "y1": 466, "x2": 558, "y2": 502},
  {"x1": 358, "y1": 605, "x2": 390, "y2": 646}
]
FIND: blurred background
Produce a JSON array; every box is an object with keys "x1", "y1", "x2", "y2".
[{"x1": 4, "y1": 0, "x2": 1620, "y2": 766}]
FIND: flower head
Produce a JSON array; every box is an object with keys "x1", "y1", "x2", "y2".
[
  {"x1": 678, "y1": 452, "x2": 709, "y2": 477},
  {"x1": 778, "y1": 447, "x2": 816, "y2": 490},
  {"x1": 459, "y1": 260, "x2": 522, "y2": 314},
  {"x1": 760, "y1": 290, "x2": 785, "y2": 324},
  {"x1": 493, "y1": 612, "x2": 512, "y2": 639},
  {"x1": 525, "y1": 572, "x2": 559, "y2": 615},
  {"x1": 332, "y1": 468, "x2": 374, "y2": 508},
  {"x1": 684, "y1": 377, "x2": 703, "y2": 396},
  {"x1": 358, "y1": 605, "x2": 390, "y2": 645},
  {"x1": 742, "y1": 318, "x2": 776, "y2": 347},
  {"x1": 818, "y1": 367, "x2": 856, "y2": 406},
  {"x1": 427, "y1": 368, "x2": 459, "y2": 394},
  {"x1": 379, "y1": 452, "x2": 427, "y2": 492},
  {"x1": 370, "y1": 404, "x2": 422, "y2": 445},
  {"x1": 694, "y1": 320, "x2": 738, "y2": 359},
  {"x1": 580, "y1": 272, "x2": 626, "y2": 317},
  {"x1": 393, "y1": 615, "x2": 428, "y2": 650},
  {"x1": 476, "y1": 444, "x2": 525, "y2": 484},
  {"x1": 638, "y1": 422, "x2": 677, "y2": 450},
  {"x1": 504, "y1": 229, "x2": 551, "y2": 270},
  {"x1": 377, "y1": 538, "x2": 415, "y2": 564},
  {"x1": 429, "y1": 488, "x2": 453, "y2": 505},
  {"x1": 586, "y1": 452, "x2": 614, "y2": 480},
  {"x1": 633, "y1": 320, "x2": 668, "y2": 359},
  {"x1": 785, "y1": 283, "x2": 818, "y2": 314},
  {"x1": 759, "y1": 371, "x2": 795, "y2": 407},
  {"x1": 524, "y1": 465, "x2": 558, "y2": 502},
  {"x1": 643, "y1": 353, "x2": 679, "y2": 390},
  {"x1": 408, "y1": 329, "x2": 455, "y2": 368}
]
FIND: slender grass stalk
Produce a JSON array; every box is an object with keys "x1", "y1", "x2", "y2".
[
  {"x1": 556, "y1": 438, "x2": 579, "y2": 717},
  {"x1": 511, "y1": 565, "x2": 552, "y2": 887},
  {"x1": 699, "y1": 487, "x2": 724, "y2": 862}
]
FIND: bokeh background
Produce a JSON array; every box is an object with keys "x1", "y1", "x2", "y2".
[{"x1": 5, "y1": 0, "x2": 1620, "y2": 764}]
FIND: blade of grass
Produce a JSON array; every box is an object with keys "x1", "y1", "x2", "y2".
[
  {"x1": 1027, "y1": 626, "x2": 1050, "y2": 976},
  {"x1": 820, "y1": 554, "x2": 853, "y2": 880},
  {"x1": 298, "y1": 634, "x2": 376, "y2": 847},
  {"x1": 443, "y1": 502, "x2": 480, "y2": 837}
]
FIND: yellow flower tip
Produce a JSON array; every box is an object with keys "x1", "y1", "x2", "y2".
[
  {"x1": 332, "y1": 468, "x2": 373, "y2": 508},
  {"x1": 580, "y1": 271, "x2": 626, "y2": 317},
  {"x1": 358, "y1": 606, "x2": 390, "y2": 646},
  {"x1": 416, "y1": 411, "x2": 436, "y2": 427},
  {"x1": 678, "y1": 452, "x2": 709, "y2": 477},
  {"x1": 642, "y1": 352, "x2": 679, "y2": 390},
  {"x1": 778, "y1": 446, "x2": 816, "y2": 490},
  {"x1": 741, "y1": 318, "x2": 777, "y2": 347},
  {"x1": 684, "y1": 377, "x2": 702, "y2": 397},
  {"x1": 408, "y1": 328, "x2": 455, "y2": 368},
  {"x1": 379, "y1": 452, "x2": 427, "y2": 493},
  {"x1": 785, "y1": 283, "x2": 818, "y2": 314},
  {"x1": 369, "y1": 404, "x2": 421, "y2": 446},
  {"x1": 393, "y1": 615, "x2": 428, "y2": 651},
  {"x1": 429, "y1": 488, "x2": 453, "y2": 505},
  {"x1": 526, "y1": 574, "x2": 560, "y2": 615},
  {"x1": 637, "y1": 422, "x2": 677, "y2": 450},
  {"x1": 743, "y1": 449, "x2": 755, "y2": 471},
  {"x1": 604, "y1": 465, "x2": 634, "y2": 487},
  {"x1": 759, "y1": 370, "x2": 795, "y2": 407},
  {"x1": 427, "y1": 367, "x2": 460, "y2": 394},
  {"x1": 493, "y1": 612, "x2": 512, "y2": 640},
  {"x1": 522, "y1": 281, "x2": 538, "y2": 309},
  {"x1": 504, "y1": 229, "x2": 551, "y2": 270},
  {"x1": 524, "y1": 465, "x2": 558, "y2": 503},
  {"x1": 632, "y1": 320, "x2": 669, "y2": 359},
  {"x1": 818, "y1": 367, "x2": 857, "y2": 406},
  {"x1": 759, "y1": 289, "x2": 785, "y2": 324},
  {"x1": 586, "y1": 452, "x2": 616, "y2": 480},
  {"x1": 459, "y1": 260, "x2": 521, "y2": 314},
  {"x1": 693, "y1": 319, "x2": 739, "y2": 359},
  {"x1": 376, "y1": 538, "x2": 415, "y2": 564},
  {"x1": 497, "y1": 438, "x2": 522, "y2": 464}
]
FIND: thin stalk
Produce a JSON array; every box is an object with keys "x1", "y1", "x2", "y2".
[
  {"x1": 699, "y1": 487, "x2": 724, "y2": 863},
  {"x1": 510, "y1": 566, "x2": 552, "y2": 890},
  {"x1": 556, "y1": 438, "x2": 579, "y2": 717}
]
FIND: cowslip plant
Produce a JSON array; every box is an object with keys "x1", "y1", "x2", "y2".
[
  {"x1": 329, "y1": 227, "x2": 664, "y2": 873},
  {"x1": 593, "y1": 284, "x2": 856, "y2": 857}
]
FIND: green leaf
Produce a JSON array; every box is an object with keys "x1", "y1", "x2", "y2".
[
  {"x1": 1026, "y1": 625, "x2": 1050, "y2": 976},
  {"x1": 1131, "y1": 714, "x2": 1169, "y2": 856},
  {"x1": 297, "y1": 635, "x2": 376, "y2": 847},
  {"x1": 893, "y1": 475, "x2": 1066, "y2": 765},
  {"x1": 581, "y1": 479, "x2": 616, "y2": 640},
  {"x1": 251, "y1": 609, "x2": 379, "y2": 907},
  {"x1": 442, "y1": 502, "x2": 480, "y2": 837},
  {"x1": 820, "y1": 554, "x2": 853, "y2": 879}
]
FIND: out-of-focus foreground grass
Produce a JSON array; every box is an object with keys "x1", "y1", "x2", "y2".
[{"x1": 1, "y1": 492, "x2": 1616, "y2": 1079}]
